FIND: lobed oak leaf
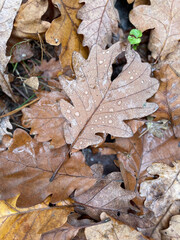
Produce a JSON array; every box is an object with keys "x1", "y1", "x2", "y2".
[
  {"x1": 140, "y1": 161, "x2": 180, "y2": 217},
  {"x1": 59, "y1": 42, "x2": 159, "y2": 150},
  {"x1": 45, "y1": 0, "x2": 88, "y2": 70},
  {"x1": 150, "y1": 65, "x2": 180, "y2": 138},
  {"x1": 129, "y1": 0, "x2": 180, "y2": 59},
  {"x1": 161, "y1": 215, "x2": 180, "y2": 240},
  {"x1": 0, "y1": 0, "x2": 22, "y2": 101},
  {"x1": 0, "y1": 195, "x2": 73, "y2": 240},
  {"x1": 0, "y1": 129, "x2": 96, "y2": 207},
  {"x1": 22, "y1": 91, "x2": 68, "y2": 149},
  {"x1": 77, "y1": 0, "x2": 119, "y2": 50}
]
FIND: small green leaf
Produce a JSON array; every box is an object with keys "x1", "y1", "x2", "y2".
[
  {"x1": 128, "y1": 36, "x2": 141, "y2": 45},
  {"x1": 129, "y1": 29, "x2": 142, "y2": 38}
]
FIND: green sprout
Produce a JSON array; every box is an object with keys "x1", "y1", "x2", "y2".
[{"x1": 128, "y1": 29, "x2": 142, "y2": 50}]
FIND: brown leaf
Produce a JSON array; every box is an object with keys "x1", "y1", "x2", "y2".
[
  {"x1": 85, "y1": 212, "x2": 150, "y2": 240},
  {"x1": 161, "y1": 215, "x2": 180, "y2": 240},
  {"x1": 150, "y1": 65, "x2": 180, "y2": 138},
  {"x1": 24, "y1": 76, "x2": 39, "y2": 90},
  {"x1": 13, "y1": 0, "x2": 50, "y2": 39},
  {"x1": 22, "y1": 91, "x2": 68, "y2": 149},
  {"x1": 45, "y1": 0, "x2": 88, "y2": 70},
  {"x1": 10, "y1": 41, "x2": 34, "y2": 63},
  {"x1": 0, "y1": 195, "x2": 73, "y2": 240},
  {"x1": 0, "y1": 117, "x2": 12, "y2": 141},
  {"x1": 0, "y1": 129, "x2": 96, "y2": 207},
  {"x1": 59, "y1": 42, "x2": 159, "y2": 150},
  {"x1": 140, "y1": 161, "x2": 180, "y2": 217},
  {"x1": 127, "y1": 0, "x2": 150, "y2": 7},
  {"x1": 0, "y1": 0, "x2": 22, "y2": 101},
  {"x1": 129, "y1": 0, "x2": 180, "y2": 59},
  {"x1": 115, "y1": 128, "x2": 180, "y2": 192},
  {"x1": 77, "y1": 0, "x2": 119, "y2": 49}
]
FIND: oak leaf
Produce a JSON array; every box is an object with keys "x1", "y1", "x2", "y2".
[
  {"x1": 22, "y1": 91, "x2": 68, "y2": 149},
  {"x1": 140, "y1": 161, "x2": 180, "y2": 217},
  {"x1": 59, "y1": 42, "x2": 159, "y2": 150},
  {"x1": 77, "y1": 0, "x2": 119, "y2": 49},
  {"x1": 0, "y1": 0, "x2": 22, "y2": 101},
  {"x1": 129, "y1": 0, "x2": 180, "y2": 59},
  {"x1": 161, "y1": 215, "x2": 180, "y2": 240},
  {"x1": 13, "y1": 0, "x2": 50, "y2": 39},
  {"x1": 150, "y1": 65, "x2": 180, "y2": 138},
  {"x1": 85, "y1": 212, "x2": 149, "y2": 240},
  {"x1": 0, "y1": 129, "x2": 96, "y2": 207},
  {"x1": 45, "y1": 0, "x2": 88, "y2": 70},
  {"x1": 0, "y1": 195, "x2": 73, "y2": 240},
  {"x1": 127, "y1": 0, "x2": 150, "y2": 7}
]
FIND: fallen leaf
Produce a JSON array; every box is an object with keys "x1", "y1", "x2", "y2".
[
  {"x1": 59, "y1": 42, "x2": 159, "y2": 150},
  {"x1": 45, "y1": 0, "x2": 88, "y2": 70},
  {"x1": 140, "y1": 161, "x2": 180, "y2": 217},
  {"x1": 13, "y1": 0, "x2": 50, "y2": 39},
  {"x1": 22, "y1": 91, "x2": 68, "y2": 149},
  {"x1": 161, "y1": 215, "x2": 180, "y2": 240},
  {"x1": 129, "y1": 0, "x2": 180, "y2": 59},
  {"x1": 0, "y1": 117, "x2": 12, "y2": 141},
  {"x1": 0, "y1": 0, "x2": 22, "y2": 101},
  {"x1": 0, "y1": 129, "x2": 96, "y2": 207},
  {"x1": 0, "y1": 195, "x2": 73, "y2": 240},
  {"x1": 10, "y1": 41, "x2": 34, "y2": 63},
  {"x1": 127, "y1": 0, "x2": 150, "y2": 7},
  {"x1": 150, "y1": 65, "x2": 180, "y2": 138},
  {"x1": 85, "y1": 212, "x2": 149, "y2": 240},
  {"x1": 24, "y1": 76, "x2": 39, "y2": 90},
  {"x1": 77, "y1": 0, "x2": 119, "y2": 49}
]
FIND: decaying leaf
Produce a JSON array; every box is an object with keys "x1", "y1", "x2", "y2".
[
  {"x1": 24, "y1": 76, "x2": 39, "y2": 90},
  {"x1": 22, "y1": 91, "x2": 68, "y2": 149},
  {"x1": 59, "y1": 42, "x2": 159, "y2": 150},
  {"x1": 77, "y1": 0, "x2": 119, "y2": 49},
  {"x1": 127, "y1": 0, "x2": 150, "y2": 7},
  {"x1": 13, "y1": 0, "x2": 50, "y2": 39},
  {"x1": 129, "y1": 0, "x2": 180, "y2": 59},
  {"x1": 0, "y1": 0, "x2": 22, "y2": 101},
  {"x1": 150, "y1": 65, "x2": 180, "y2": 138},
  {"x1": 140, "y1": 161, "x2": 180, "y2": 217},
  {"x1": 10, "y1": 41, "x2": 34, "y2": 63},
  {"x1": 161, "y1": 215, "x2": 180, "y2": 240},
  {"x1": 45, "y1": 0, "x2": 88, "y2": 70},
  {"x1": 85, "y1": 212, "x2": 149, "y2": 240},
  {"x1": 0, "y1": 129, "x2": 96, "y2": 207},
  {"x1": 0, "y1": 195, "x2": 73, "y2": 240},
  {"x1": 0, "y1": 117, "x2": 12, "y2": 141}
]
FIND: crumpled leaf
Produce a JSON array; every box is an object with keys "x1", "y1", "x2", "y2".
[
  {"x1": 0, "y1": 117, "x2": 12, "y2": 141},
  {"x1": 0, "y1": 0, "x2": 22, "y2": 101},
  {"x1": 127, "y1": 0, "x2": 150, "y2": 7},
  {"x1": 59, "y1": 42, "x2": 159, "y2": 150},
  {"x1": 22, "y1": 91, "x2": 68, "y2": 149},
  {"x1": 0, "y1": 129, "x2": 96, "y2": 207},
  {"x1": 161, "y1": 215, "x2": 180, "y2": 240},
  {"x1": 140, "y1": 161, "x2": 180, "y2": 217},
  {"x1": 150, "y1": 65, "x2": 180, "y2": 138},
  {"x1": 77, "y1": 0, "x2": 119, "y2": 49},
  {"x1": 45, "y1": 0, "x2": 88, "y2": 70},
  {"x1": 12, "y1": 0, "x2": 50, "y2": 39},
  {"x1": 0, "y1": 195, "x2": 73, "y2": 240},
  {"x1": 129, "y1": 0, "x2": 180, "y2": 59},
  {"x1": 85, "y1": 212, "x2": 149, "y2": 240}
]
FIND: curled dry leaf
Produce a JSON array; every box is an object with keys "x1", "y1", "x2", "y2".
[
  {"x1": 127, "y1": 0, "x2": 150, "y2": 7},
  {"x1": 85, "y1": 212, "x2": 149, "y2": 240},
  {"x1": 13, "y1": 0, "x2": 50, "y2": 39},
  {"x1": 22, "y1": 91, "x2": 68, "y2": 149},
  {"x1": 129, "y1": 0, "x2": 180, "y2": 59},
  {"x1": 59, "y1": 42, "x2": 159, "y2": 150},
  {"x1": 161, "y1": 215, "x2": 180, "y2": 240},
  {"x1": 0, "y1": 129, "x2": 96, "y2": 207},
  {"x1": 150, "y1": 65, "x2": 180, "y2": 138},
  {"x1": 0, "y1": 195, "x2": 73, "y2": 240},
  {"x1": 45, "y1": 0, "x2": 88, "y2": 70},
  {"x1": 0, "y1": 117, "x2": 12, "y2": 141},
  {"x1": 77, "y1": 0, "x2": 119, "y2": 49},
  {"x1": 140, "y1": 161, "x2": 180, "y2": 217},
  {"x1": 0, "y1": 0, "x2": 22, "y2": 101}
]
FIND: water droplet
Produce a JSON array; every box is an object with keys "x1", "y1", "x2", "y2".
[
  {"x1": 85, "y1": 91, "x2": 88, "y2": 95},
  {"x1": 118, "y1": 100, "x2": 122, "y2": 105},
  {"x1": 75, "y1": 112, "x2": 80, "y2": 117},
  {"x1": 128, "y1": 71, "x2": 131, "y2": 74},
  {"x1": 95, "y1": 119, "x2": 97, "y2": 122},
  {"x1": 99, "y1": 117, "x2": 102, "y2": 120},
  {"x1": 109, "y1": 120, "x2": 113, "y2": 124},
  {"x1": 130, "y1": 76, "x2": 133, "y2": 80},
  {"x1": 135, "y1": 72, "x2": 138, "y2": 75},
  {"x1": 102, "y1": 51, "x2": 105, "y2": 54},
  {"x1": 105, "y1": 65, "x2": 107, "y2": 67},
  {"x1": 141, "y1": 80, "x2": 144, "y2": 83},
  {"x1": 102, "y1": 121, "x2": 104, "y2": 124},
  {"x1": 99, "y1": 60, "x2": 103, "y2": 65},
  {"x1": 91, "y1": 127, "x2": 94, "y2": 130},
  {"x1": 106, "y1": 50, "x2": 109, "y2": 54},
  {"x1": 109, "y1": 108, "x2": 114, "y2": 112},
  {"x1": 55, "y1": 38, "x2": 59, "y2": 43},
  {"x1": 80, "y1": 141, "x2": 83, "y2": 145},
  {"x1": 105, "y1": 116, "x2": 108, "y2": 118},
  {"x1": 100, "y1": 108, "x2": 102, "y2": 111},
  {"x1": 67, "y1": 109, "x2": 71, "y2": 113}
]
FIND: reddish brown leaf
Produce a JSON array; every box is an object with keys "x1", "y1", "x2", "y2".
[
  {"x1": 77, "y1": 0, "x2": 119, "y2": 49},
  {"x1": 10, "y1": 41, "x2": 33, "y2": 63},
  {"x1": 59, "y1": 42, "x2": 159, "y2": 150},
  {"x1": 0, "y1": 129, "x2": 96, "y2": 207},
  {"x1": 22, "y1": 91, "x2": 68, "y2": 149}
]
